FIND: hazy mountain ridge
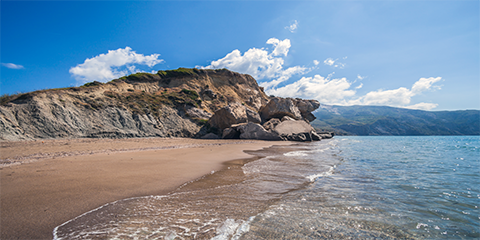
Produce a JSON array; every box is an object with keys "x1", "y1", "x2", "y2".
[{"x1": 311, "y1": 105, "x2": 480, "y2": 136}]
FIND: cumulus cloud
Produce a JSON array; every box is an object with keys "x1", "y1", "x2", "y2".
[
  {"x1": 69, "y1": 47, "x2": 163, "y2": 84},
  {"x1": 285, "y1": 20, "x2": 298, "y2": 33},
  {"x1": 347, "y1": 77, "x2": 442, "y2": 108},
  {"x1": 201, "y1": 37, "x2": 441, "y2": 110},
  {"x1": 405, "y1": 102, "x2": 439, "y2": 110},
  {"x1": 267, "y1": 74, "x2": 356, "y2": 105},
  {"x1": 1, "y1": 63, "x2": 24, "y2": 69},
  {"x1": 267, "y1": 75, "x2": 442, "y2": 110},
  {"x1": 201, "y1": 38, "x2": 308, "y2": 88},
  {"x1": 260, "y1": 66, "x2": 309, "y2": 90},
  {"x1": 343, "y1": 77, "x2": 442, "y2": 110},
  {"x1": 323, "y1": 57, "x2": 346, "y2": 68},
  {"x1": 266, "y1": 38, "x2": 291, "y2": 57}
]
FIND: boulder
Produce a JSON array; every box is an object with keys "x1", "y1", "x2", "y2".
[
  {"x1": 274, "y1": 119, "x2": 319, "y2": 142},
  {"x1": 222, "y1": 127, "x2": 240, "y2": 139},
  {"x1": 311, "y1": 131, "x2": 322, "y2": 141},
  {"x1": 263, "y1": 118, "x2": 281, "y2": 131},
  {"x1": 235, "y1": 123, "x2": 284, "y2": 141},
  {"x1": 294, "y1": 99, "x2": 320, "y2": 122},
  {"x1": 281, "y1": 116, "x2": 296, "y2": 122},
  {"x1": 303, "y1": 112, "x2": 316, "y2": 122},
  {"x1": 247, "y1": 96, "x2": 263, "y2": 110},
  {"x1": 201, "y1": 133, "x2": 220, "y2": 139},
  {"x1": 259, "y1": 97, "x2": 302, "y2": 121},
  {"x1": 208, "y1": 102, "x2": 248, "y2": 130},
  {"x1": 317, "y1": 131, "x2": 334, "y2": 139},
  {"x1": 294, "y1": 99, "x2": 320, "y2": 114},
  {"x1": 246, "y1": 107, "x2": 261, "y2": 123}
]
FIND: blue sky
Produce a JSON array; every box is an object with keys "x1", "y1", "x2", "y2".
[{"x1": 1, "y1": 1, "x2": 478, "y2": 111}]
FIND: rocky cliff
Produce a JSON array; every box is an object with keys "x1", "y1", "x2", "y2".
[{"x1": 1, "y1": 68, "x2": 320, "y2": 141}]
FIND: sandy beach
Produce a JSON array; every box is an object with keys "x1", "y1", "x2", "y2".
[{"x1": 0, "y1": 138, "x2": 290, "y2": 240}]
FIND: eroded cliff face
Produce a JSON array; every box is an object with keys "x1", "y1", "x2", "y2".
[{"x1": 0, "y1": 68, "x2": 319, "y2": 141}]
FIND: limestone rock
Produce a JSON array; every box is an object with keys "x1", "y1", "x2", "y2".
[
  {"x1": 259, "y1": 97, "x2": 302, "y2": 121},
  {"x1": 262, "y1": 118, "x2": 281, "y2": 131},
  {"x1": 294, "y1": 99, "x2": 320, "y2": 122},
  {"x1": 274, "y1": 119, "x2": 319, "y2": 142},
  {"x1": 222, "y1": 127, "x2": 240, "y2": 139},
  {"x1": 294, "y1": 99, "x2": 320, "y2": 114},
  {"x1": 281, "y1": 116, "x2": 296, "y2": 122},
  {"x1": 247, "y1": 96, "x2": 263, "y2": 110},
  {"x1": 303, "y1": 112, "x2": 316, "y2": 122},
  {"x1": 208, "y1": 102, "x2": 248, "y2": 130},
  {"x1": 311, "y1": 131, "x2": 322, "y2": 141},
  {"x1": 201, "y1": 133, "x2": 220, "y2": 139},
  {"x1": 235, "y1": 122, "x2": 284, "y2": 141},
  {"x1": 317, "y1": 131, "x2": 334, "y2": 139},
  {"x1": 246, "y1": 107, "x2": 261, "y2": 123},
  {"x1": 185, "y1": 106, "x2": 212, "y2": 120}
]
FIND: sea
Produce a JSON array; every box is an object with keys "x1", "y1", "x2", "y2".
[{"x1": 53, "y1": 136, "x2": 479, "y2": 239}]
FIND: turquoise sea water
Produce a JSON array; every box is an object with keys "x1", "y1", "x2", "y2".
[{"x1": 54, "y1": 136, "x2": 479, "y2": 239}]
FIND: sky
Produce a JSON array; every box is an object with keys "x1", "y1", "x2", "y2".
[{"x1": 1, "y1": 0, "x2": 478, "y2": 111}]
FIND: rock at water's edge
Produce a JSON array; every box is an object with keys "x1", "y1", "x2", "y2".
[{"x1": 235, "y1": 123, "x2": 284, "y2": 141}]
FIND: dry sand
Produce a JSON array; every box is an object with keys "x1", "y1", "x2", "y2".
[{"x1": 0, "y1": 138, "x2": 290, "y2": 240}]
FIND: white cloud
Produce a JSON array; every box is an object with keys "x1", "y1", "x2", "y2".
[
  {"x1": 201, "y1": 38, "x2": 442, "y2": 110},
  {"x1": 285, "y1": 20, "x2": 298, "y2": 33},
  {"x1": 267, "y1": 74, "x2": 442, "y2": 110},
  {"x1": 266, "y1": 38, "x2": 291, "y2": 57},
  {"x1": 201, "y1": 38, "x2": 307, "y2": 87},
  {"x1": 411, "y1": 77, "x2": 442, "y2": 94},
  {"x1": 404, "y1": 102, "x2": 439, "y2": 111},
  {"x1": 69, "y1": 47, "x2": 163, "y2": 84},
  {"x1": 1, "y1": 63, "x2": 24, "y2": 69},
  {"x1": 346, "y1": 77, "x2": 442, "y2": 108},
  {"x1": 260, "y1": 66, "x2": 309, "y2": 89},
  {"x1": 324, "y1": 58, "x2": 335, "y2": 66},
  {"x1": 323, "y1": 57, "x2": 346, "y2": 68},
  {"x1": 267, "y1": 74, "x2": 356, "y2": 105}
]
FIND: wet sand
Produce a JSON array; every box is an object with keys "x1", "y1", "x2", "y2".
[{"x1": 0, "y1": 138, "x2": 290, "y2": 240}]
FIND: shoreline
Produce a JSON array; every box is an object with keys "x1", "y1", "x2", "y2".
[{"x1": 0, "y1": 137, "x2": 291, "y2": 240}]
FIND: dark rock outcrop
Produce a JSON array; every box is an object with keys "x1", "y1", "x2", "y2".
[
  {"x1": 246, "y1": 107, "x2": 262, "y2": 124},
  {"x1": 262, "y1": 118, "x2": 281, "y2": 131},
  {"x1": 273, "y1": 119, "x2": 318, "y2": 141},
  {"x1": 316, "y1": 131, "x2": 334, "y2": 139},
  {"x1": 201, "y1": 133, "x2": 220, "y2": 139},
  {"x1": 294, "y1": 98, "x2": 320, "y2": 122},
  {"x1": 234, "y1": 123, "x2": 284, "y2": 141},
  {"x1": 222, "y1": 127, "x2": 240, "y2": 139},
  {"x1": 208, "y1": 97, "x2": 322, "y2": 142},
  {"x1": 259, "y1": 97, "x2": 302, "y2": 121},
  {"x1": 208, "y1": 102, "x2": 248, "y2": 130}
]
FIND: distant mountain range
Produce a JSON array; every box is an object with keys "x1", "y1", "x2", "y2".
[{"x1": 311, "y1": 105, "x2": 480, "y2": 136}]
